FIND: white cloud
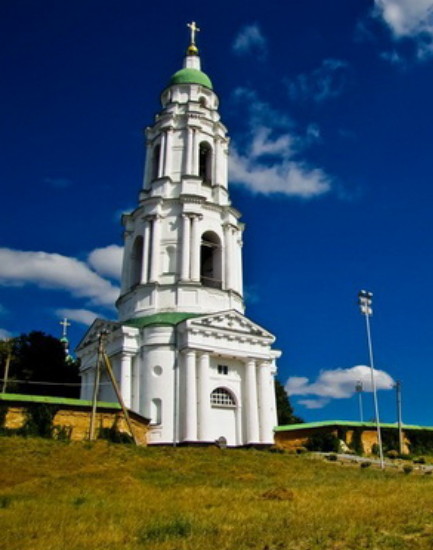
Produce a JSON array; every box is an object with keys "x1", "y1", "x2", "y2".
[
  {"x1": 287, "y1": 59, "x2": 350, "y2": 103},
  {"x1": 286, "y1": 365, "x2": 395, "y2": 409},
  {"x1": 0, "y1": 328, "x2": 13, "y2": 340},
  {"x1": 87, "y1": 245, "x2": 123, "y2": 280},
  {"x1": 56, "y1": 308, "x2": 99, "y2": 326},
  {"x1": 233, "y1": 24, "x2": 267, "y2": 59},
  {"x1": 0, "y1": 248, "x2": 119, "y2": 306},
  {"x1": 298, "y1": 398, "x2": 331, "y2": 410},
  {"x1": 228, "y1": 89, "x2": 332, "y2": 198},
  {"x1": 374, "y1": 0, "x2": 433, "y2": 59}
]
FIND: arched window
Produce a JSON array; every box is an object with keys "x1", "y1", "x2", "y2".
[
  {"x1": 199, "y1": 96, "x2": 207, "y2": 108},
  {"x1": 200, "y1": 231, "x2": 222, "y2": 289},
  {"x1": 151, "y1": 144, "x2": 161, "y2": 181},
  {"x1": 199, "y1": 142, "x2": 212, "y2": 184},
  {"x1": 151, "y1": 398, "x2": 162, "y2": 424},
  {"x1": 210, "y1": 388, "x2": 236, "y2": 408},
  {"x1": 130, "y1": 236, "x2": 143, "y2": 287}
]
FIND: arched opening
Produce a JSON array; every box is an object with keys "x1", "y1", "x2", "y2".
[
  {"x1": 200, "y1": 231, "x2": 222, "y2": 289},
  {"x1": 151, "y1": 144, "x2": 161, "y2": 181},
  {"x1": 210, "y1": 387, "x2": 236, "y2": 408},
  {"x1": 164, "y1": 245, "x2": 176, "y2": 274},
  {"x1": 130, "y1": 236, "x2": 143, "y2": 287},
  {"x1": 151, "y1": 398, "x2": 162, "y2": 424},
  {"x1": 199, "y1": 141, "x2": 212, "y2": 184},
  {"x1": 199, "y1": 96, "x2": 207, "y2": 108}
]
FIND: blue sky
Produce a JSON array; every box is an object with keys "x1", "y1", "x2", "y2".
[{"x1": 2, "y1": 0, "x2": 433, "y2": 425}]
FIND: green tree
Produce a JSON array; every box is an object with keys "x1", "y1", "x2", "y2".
[
  {"x1": 275, "y1": 379, "x2": 303, "y2": 426},
  {"x1": 1, "y1": 331, "x2": 80, "y2": 398}
]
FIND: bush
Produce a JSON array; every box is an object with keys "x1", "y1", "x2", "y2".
[
  {"x1": 360, "y1": 461, "x2": 371, "y2": 469},
  {"x1": 403, "y1": 465, "x2": 413, "y2": 474},
  {"x1": 413, "y1": 457, "x2": 426, "y2": 464},
  {"x1": 386, "y1": 450, "x2": 399, "y2": 460},
  {"x1": 296, "y1": 446, "x2": 308, "y2": 454},
  {"x1": 326, "y1": 453, "x2": 338, "y2": 462},
  {"x1": 306, "y1": 432, "x2": 340, "y2": 453}
]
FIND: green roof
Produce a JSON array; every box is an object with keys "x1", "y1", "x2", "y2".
[
  {"x1": 124, "y1": 312, "x2": 201, "y2": 329},
  {"x1": 169, "y1": 68, "x2": 213, "y2": 89},
  {"x1": 0, "y1": 392, "x2": 120, "y2": 410},
  {"x1": 274, "y1": 420, "x2": 433, "y2": 432}
]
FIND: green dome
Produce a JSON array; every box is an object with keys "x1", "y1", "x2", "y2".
[{"x1": 169, "y1": 68, "x2": 213, "y2": 90}]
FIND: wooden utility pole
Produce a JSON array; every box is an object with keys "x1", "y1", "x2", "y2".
[
  {"x1": 88, "y1": 333, "x2": 104, "y2": 441},
  {"x1": 396, "y1": 380, "x2": 403, "y2": 454},
  {"x1": 88, "y1": 331, "x2": 137, "y2": 445},
  {"x1": 102, "y1": 351, "x2": 138, "y2": 445},
  {"x1": 1, "y1": 340, "x2": 13, "y2": 394}
]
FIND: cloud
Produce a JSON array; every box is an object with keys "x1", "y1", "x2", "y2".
[
  {"x1": 56, "y1": 308, "x2": 99, "y2": 326},
  {"x1": 0, "y1": 328, "x2": 13, "y2": 340},
  {"x1": 87, "y1": 245, "x2": 123, "y2": 280},
  {"x1": 286, "y1": 365, "x2": 395, "y2": 409},
  {"x1": 287, "y1": 59, "x2": 350, "y2": 103},
  {"x1": 232, "y1": 24, "x2": 267, "y2": 59},
  {"x1": 228, "y1": 89, "x2": 332, "y2": 198},
  {"x1": 0, "y1": 248, "x2": 119, "y2": 307},
  {"x1": 373, "y1": 0, "x2": 433, "y2": 59}
]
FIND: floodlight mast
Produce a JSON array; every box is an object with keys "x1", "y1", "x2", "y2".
[{"x1": 358, "y1": 290, "x2": 384, "y2": 469}]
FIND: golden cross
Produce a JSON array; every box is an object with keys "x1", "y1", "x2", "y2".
[{"x1": 187, "y1": 21, "x2": 200, "y2": 45}]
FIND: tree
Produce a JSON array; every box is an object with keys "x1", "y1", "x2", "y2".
[
  {"x1": 275, "y1": 379, "x2": 303, "y2": 426},
  {"x1": 1, "y1": 331, "x2": 80, "y2": 398}
]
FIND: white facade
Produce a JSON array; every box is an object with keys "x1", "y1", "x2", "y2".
[{"x1": 77, "y1": 37, "x2": 281, "y2": 446}]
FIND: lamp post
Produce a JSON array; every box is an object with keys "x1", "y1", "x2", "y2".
[
  {"x1": 358, "y1": 290, "x2": 384, "y2": 469},
  {"x1": 355, "y1": 380, "x2": 364, "y2": 422},
  {"x1": 395, "y1": 380, "x2": 403, "y2": 455}
]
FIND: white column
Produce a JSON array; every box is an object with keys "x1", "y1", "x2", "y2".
[
  {"x1": 120, "y1": 354, "x2": 132, "y2": 409},
  {"x1": 149, "y1": 215, "x2": 161, "y2": 282},
  {"x1": 190, "y1": 215, "x2": 201, "y2": 282},
  {"x1": 180, "y1": 214, "x2": 191, "y2": 281},
  {"x1": 224, "y1": 224, "x2": 232, "y2": 290},
  {"x1": 245, "y1": 359, "x2": 260, "y2": 444},
  {"x1": 237, "y1": 234, "x2": 244, "y2": 296},
  {"x1": 185, "y1": 128, "x2": 193, "y2": 174},
  {"x1": 158, "y1": 133, "x2": 166, "y2": 178},
  {"x1": 214, "y1": 137, "x2": 224, "y2": 187},
  {"x1": 131, "y1": 357, "x2": 140, "y2": 413},
  {"x1": 192, "y1": 129, "x2": 198, "y2": 175},
  {"x1": 183, "y1": 350, "x2": 197, "y2": 441},
  {"x1": 198, "y1": 352, "x2": 210, "y2": 440},
  {"x1": 142, "y1": 140, "x2": 152, "y2": 188},
  {"x1": 141, "y1": 219, "x2": 151, "y2": 284},
  {"x1": 164, "y1": 128, "x2": 173, "y2": 179},
  {"x1": 257, "y1": 362, "x2": 274, "y2": 443}
]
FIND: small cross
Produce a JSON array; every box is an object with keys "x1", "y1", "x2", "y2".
[
  {"x1": 187, "y1": 21, "x2": 200, "y2": 45},
  {"x1": 60, "y1": 317, "x2": 71, "y2": 338}
]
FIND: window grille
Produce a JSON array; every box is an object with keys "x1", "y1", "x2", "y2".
[{"x1": 210, "y1": 387, "x2": 236, "y2": 407}]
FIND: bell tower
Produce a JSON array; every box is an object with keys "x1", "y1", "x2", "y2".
[
  {"x1": 117, "y1": 24, "x2": 244, "y2": 322},
  {"x1": 77, "y1": 24, "x2": 281, "y2": 447}
]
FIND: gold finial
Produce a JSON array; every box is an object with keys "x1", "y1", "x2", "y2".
[{"x1": 187, "y1": 21, "x2": 200, "y2": 53}]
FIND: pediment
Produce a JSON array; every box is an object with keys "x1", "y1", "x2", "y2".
[
  {"x1": 185, "y1": 310, "x2": 275, "y2": 341},
  {"x1": 75, "y1": 318, "x2": 121, "y2": 351}
]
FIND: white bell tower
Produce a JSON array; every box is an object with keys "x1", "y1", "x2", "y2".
[
  {"x1": 117, "y1": 27, "x2": 244, "y2": 322},
  {"x1": 77, "y1": 24, "x2": 281, "y2": 447}
]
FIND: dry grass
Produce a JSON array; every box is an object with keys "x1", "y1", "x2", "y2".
[{"x1": 1, "y1": 438, "x2": 433, "y2": 550}]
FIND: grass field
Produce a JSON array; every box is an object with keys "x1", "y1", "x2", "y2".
[{"x1": 1, "y1": 438, "x2": 433, "y2": 550}]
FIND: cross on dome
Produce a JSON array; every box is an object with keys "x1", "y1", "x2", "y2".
[
  {"x1": 187, "y1": 21, "x2": 200, "y2": 45},
  {"x1": 60, "y1": 317, "x2": 71, "y2": 338}
]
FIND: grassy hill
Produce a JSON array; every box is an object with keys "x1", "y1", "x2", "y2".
[{"x1": 1, "y1": 438, "x2": 433, "y2": 550}]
